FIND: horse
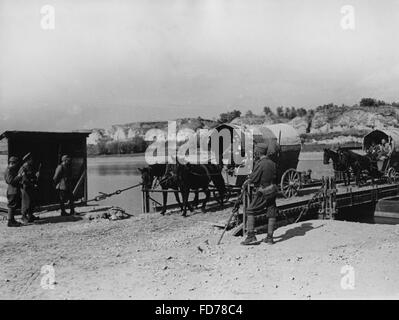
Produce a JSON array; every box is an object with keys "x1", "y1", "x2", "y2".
[
  {"x1": 139, "y1": 164, "x2": 187, "y2": 215},
  {"x1": 337, "y1": 148, "x2": 380, "y2": 186},
  {"x1": 323, "y1": 148, "x2": 351, "y2": 186},
  {"x1": 174, "y1": 162, "x2": 226, "y2": 217}
]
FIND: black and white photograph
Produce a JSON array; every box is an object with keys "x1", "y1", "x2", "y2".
[{"x1": 1, "y1": 0, "x2": 399, "y2": 303}]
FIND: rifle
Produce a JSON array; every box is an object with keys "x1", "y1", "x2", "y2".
[
  {"x1": 217, "y1": 186, "x2": 246, "y2": 245},
  {"x1": 36, "y1": 163, "x2": 42, "y2": 179}
]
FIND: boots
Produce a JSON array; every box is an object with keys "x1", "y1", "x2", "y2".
[
  {"x1": 7, "y1": 220, "x2": 22, "y2": 227},
  {"x1": 28, "y1": 215, "x2": 38, "y2": 222},
  {"x1": 240, "y1": 215, "x2": 258, "y2": 245},
  {"x1": 262, "y1": 217, "x2": 276, "y2": 245},
  {"x1": 240, "y1": 231, "x2": 258, "y2": 245},
  {"x1": 68, "y1": 195, "x2": 75, "y2": 215},
  {"x1": 263, "y1": 234, "x2": 275, "y2": 245},
  {"x1": 7, "y1": 209, "x2": 21, "y2": 227},
  {"x1": 21, "y1": 215, "x2": 30, "y2": 225},
  {"x1": 60, "y1": 202, "x2": 68, "y2": 216}
]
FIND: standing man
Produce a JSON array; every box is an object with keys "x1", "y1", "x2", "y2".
[
  {"x1": 4, "y1": 156, "x2": 22, "y2": 227},
  {"x1": 367, "y1": 141, "x2": 380, "y2": 160},
  {"x1": 53, "y1": 155, "x2": 75, "y2": 216},
  {"x1": 241, "y1": 142, "x2": 278, "y2": 245},
  {"x1": 379, "y1": 139, "x2": 392, "y2": 171},
  {"x1": 19, "y1": 153, "x2": 39, "y2": 224}
]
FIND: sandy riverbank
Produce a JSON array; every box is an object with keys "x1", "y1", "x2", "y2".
[{"x1": 1, "y1": 206, "x2": 399, "y2": 300}]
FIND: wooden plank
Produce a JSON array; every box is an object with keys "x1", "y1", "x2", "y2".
[
  {"x1": 374, "y1": 211, "x2": 399, "y2": 219},
  {"x1": 72, "y1": 169, "x2": 87, "y2": 197}
]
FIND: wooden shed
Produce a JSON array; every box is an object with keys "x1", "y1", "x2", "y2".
[{"x1": 0, "y1": 131, "x2": 90, "y2": 211}]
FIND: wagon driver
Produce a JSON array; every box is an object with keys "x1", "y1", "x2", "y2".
[{"x1": 241, "y1": 142, "x2": 278, "y2": 246}]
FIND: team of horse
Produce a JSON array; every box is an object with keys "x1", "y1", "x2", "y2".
[
  {"x1": 139, "y1": 162, "x2": 226, "y2": 216},
  {"x1": 323, "y1": 148, "x2": 381, "y2": 186}
]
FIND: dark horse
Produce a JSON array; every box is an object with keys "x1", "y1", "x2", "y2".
[
  {"x1": 139, "y1": 164, "x2": 185, "y2": 215},
  {"x1": 323, "y1": 148, "x2": 351, "y2": 185},
  {"x1": 174, "y1": 162, "x2": 226, "y2": 217},
  {"x1": 337, "y1": 148, "x2": 380, "y2": 186}
]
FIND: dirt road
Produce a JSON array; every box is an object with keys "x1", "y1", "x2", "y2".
[{"x1": 1, "y1": 206, "x2": 399, "y2": 299}]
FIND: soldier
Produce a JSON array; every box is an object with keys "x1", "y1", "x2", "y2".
[
  {"x1": 53, "y1": 155, "x2": 75, "y2": 216},
  {"x1": 241, "y1": 142, "x2": 278, "y2": 246},
  {"x1": 266, "y1": 138, "x2": 281, "y2": 163},
  {"x1": 378, "y1": 139, "x2": 392, "y2": 171},
  {"x1": 4, "y1": 156, "x2": 22, "y2": 227},
  {"x1": 19, "y1": 153, "x2": 39, "y2": 224}
]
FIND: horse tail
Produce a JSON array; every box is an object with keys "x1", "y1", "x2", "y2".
[{"x1": 200, "y1": 164, "x2": 212, "y2": 184}]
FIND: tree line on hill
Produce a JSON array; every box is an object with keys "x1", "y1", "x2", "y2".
[{"x1": 217, "y1": 98, "x2": 399, "y2": 124}]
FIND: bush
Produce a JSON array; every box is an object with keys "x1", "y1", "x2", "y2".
[
  {"x1": 88, "y1": 137, "x2": 148, "y2": 155},
  {"x1": 218, "y1": 110, "x2": 241, "y2": 123},
  {"x1": 360, "y1": 98, "x2": 386, "y2": 107}
]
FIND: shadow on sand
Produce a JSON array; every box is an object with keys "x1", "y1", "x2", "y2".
[
  {"x1": 274, "y1": 222, "x2": 324, "y2": 243},
  {"x1": 33, "y1": 214, "x2": 83, "y2": 225}
]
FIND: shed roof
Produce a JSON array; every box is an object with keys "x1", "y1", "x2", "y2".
[{"x1": 0, "y1": 130, "x2": 91, "y2": 141}]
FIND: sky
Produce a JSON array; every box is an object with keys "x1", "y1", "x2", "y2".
[{"x1": 0, "y1": 0, "x2": 399, "y2": 131}]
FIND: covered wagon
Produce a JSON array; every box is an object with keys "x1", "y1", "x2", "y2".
[
  {"x1": 210, "y1": 123, "x2": 302, "y2": 197},
  {"x1": 363, "y1": 128, "x2": 399, "y2": 182}
]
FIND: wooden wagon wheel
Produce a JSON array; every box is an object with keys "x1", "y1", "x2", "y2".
[
  {"x1": 280, "y1": 168, "x2": 301, "y2": 198},
  {"x1": 386, "y1": 167, "x2": 397, "y2": 184}
]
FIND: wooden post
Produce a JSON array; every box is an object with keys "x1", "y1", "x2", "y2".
[
  {"x1": 141, "y1": 189, "x2": 146, "y2": 213},
  {"x1": 331, "y1": 177, "x2": 337, "y2": 220},
  {"x1": 242, "y1": 186, "x2": 247, "y2": 237},
  {"x1": 142, "y1": 189, "x2": 150, "y2": 213},
  {"x1": 83, "y1": 140, "x2": 88, "y2": 203},
  {"x1": 318, "y1": 176, "x2": 325, "y2": 219}
]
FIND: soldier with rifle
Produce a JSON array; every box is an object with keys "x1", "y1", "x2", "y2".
[
  {"x1": 4, "y1": 156, "x2": 23, "y2": 227},
  {"x1": 18, "y1": 153, "x2": 40, "y2": 224},
  {"x1": 53, "y1": 155, "x2": 75, "y2": 216}
]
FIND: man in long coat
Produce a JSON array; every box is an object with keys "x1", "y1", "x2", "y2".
[
  {"x1": 241, "y1": 142, "x2": 278, "y2": 245},
  {"x1": 4, "y1": 156, "x2": 22, "y2": 227},
  {"x1": 53, "y1": 155, "x2": 75, "y2": 216}
]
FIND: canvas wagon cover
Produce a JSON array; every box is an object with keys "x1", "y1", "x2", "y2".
[
  {"x1": 211, "y1": 123, "x2": 301, "y2": 185},
  {"x1": 363, "y1": 129, "x2": 399, "y2": 153},
  {"x1": 247, "y1": 123, "x2": 302, "y2": 147}
]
